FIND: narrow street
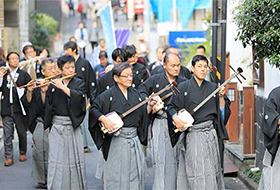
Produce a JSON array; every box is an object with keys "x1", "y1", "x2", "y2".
[{"x1": 0, "y1": 4, "x2": 251, "y2": 190}]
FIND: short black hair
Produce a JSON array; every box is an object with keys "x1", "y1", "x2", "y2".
[
  {"x1": 22, "y1": 45, "x2": 35, "y2": 55},
  {"x1": 164, "y1": 47, "x2": 180, "y2": 55},
  {"x1": 99, "y1": 51, "x2": 108, "y2": 59},
  {"x1": 57, "y1": 55, "x2": 75, "y2": 70},
  {"x1": 99, "y1": 38, "x2": 105, "y2": 43},
  {"x1": 39, "y1": 48, "x2": 50, "y2": 57},
  {"x1": 41, "y1": 58, "x2": 54, "y2": 69},
  {"x1": 123, "y1": 45, "x2": 136, "y2": 58},
  {"x1": 112, "y1": 48, "x2": 128, "y2": 62},
  {"x1": 163, "y1": 53, "x2": 180, "y2": 64},
  {"x1": 191, "y1": 55, "x2": 208, "y2": 66},
  {"x1": 78, "y1": 21, "x2": 85, "y2": 27},
  {"x1": 112, "y1": 62, "x2": 132, "y2": 77},
  {"x1": 196, "y1": 45, "x2": 206, "y2": 52},
  {"x1": 64, "y1": 41, "x2": 78, "y2": 54},
  {"x1": 6, "y1": 51, "x2": 20, "y2": 61},
  {"x1": 69, "y1": 36, "x2": 77, "y2": 42}
]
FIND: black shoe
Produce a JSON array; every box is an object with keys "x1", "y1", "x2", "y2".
[
  {"x1": 36, "y1": 182, "x2": 47, "y2": 189},
  {"x1": 84, "y1": 146, "x2": 91, "y2": 153}
]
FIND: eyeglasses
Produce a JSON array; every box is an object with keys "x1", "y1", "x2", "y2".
[
  {"x1": 119, "y1": 74, "x2": 133, "y2": 79},
  {"x1": 9, "y1": 58, "x2": 19, "y2": 61}
]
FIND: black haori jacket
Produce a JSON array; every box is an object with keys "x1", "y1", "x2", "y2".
[
  {"x1": 89, "y1": 84, "x2": 149, "y2": 160},
  {"x1": 0, "y1": 68, "x2": 31, "y2": 116},
  {"x1": 44, "y1": 77, "x2": 86, "y2": 130}
]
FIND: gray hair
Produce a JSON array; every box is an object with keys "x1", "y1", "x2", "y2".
[{"x1": 112, "y1": 62, "x2": 132, "y2": 77}]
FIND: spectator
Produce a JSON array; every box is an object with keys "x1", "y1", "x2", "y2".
[
  {"x1": 94, "y1": 51, "x2": 112, "y2": 80},
  {"x1": 74, "y1": 21, "x2": 88, "y2": 59}
]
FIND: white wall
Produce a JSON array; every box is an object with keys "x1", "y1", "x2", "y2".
[
  {"x1": 227, "y1": 0, "x2": 280, "y2": 98},
  {"x1": 256, "y1": 61, "x2": 280, "y2": 98},
  {"x1": 227, "y1": 0, "x2": 253, "y2": 90}
]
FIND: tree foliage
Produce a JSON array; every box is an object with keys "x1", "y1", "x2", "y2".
[
  {"x1": 30, "y1": 11, "x2": 58, "y2": 50},
  {"x1": 234, "y1": 0, "x2": 280, "y2": 68}
]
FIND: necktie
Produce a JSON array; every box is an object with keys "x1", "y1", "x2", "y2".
[{"x1": 81, "y1": 29, "x2": 84, "y2": 40}]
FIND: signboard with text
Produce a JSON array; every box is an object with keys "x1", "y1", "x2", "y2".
[{"x1": 168, "y1": 31, "x2": 207, "y2": 48}]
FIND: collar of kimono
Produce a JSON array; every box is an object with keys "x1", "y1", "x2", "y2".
[{"x1": 190, "y1": 76, "x2": 206, "y2": 88}]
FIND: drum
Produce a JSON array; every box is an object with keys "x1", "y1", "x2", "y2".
[
  {"x1": 174, "y1": 109, "x2": 194, "y2": 132},
  {"x1": 100, "y1": 111, "x2": 124, "y2": 134}
]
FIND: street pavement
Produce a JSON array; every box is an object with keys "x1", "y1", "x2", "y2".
[{"x1": 0, "y1": 133, "x2": 249, "y2": 190}]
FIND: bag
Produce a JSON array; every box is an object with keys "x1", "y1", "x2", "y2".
[{"x1": 77, "y1": 2, "x2": 83, "y2": 13}]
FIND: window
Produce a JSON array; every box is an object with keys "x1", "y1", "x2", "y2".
[{"x1": 228, "y1": 88, "x2": 235, "y2": 102}]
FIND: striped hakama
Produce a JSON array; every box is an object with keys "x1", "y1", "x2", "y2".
[
  {"x1": 32, "y1": 117, "x2": 49, "y2": 184},
  {"x1": 104, "y1": 127, "x2": 145, "y2": 190},
  {"x1": 47, "y1": 116, "x2": 86, "y2": 190},
  {"x1": 151, "y1": 113, "x2": 178, "y2": 190},
  {"x1": 95, "y1": 150, "x2": 105, "y2": 181},
  {"x1": 258, "y1": 146, "x2": 280, "y2": 190},
  {"x1": 177, "y1": 120, "x2": 225, "y2": 190}
]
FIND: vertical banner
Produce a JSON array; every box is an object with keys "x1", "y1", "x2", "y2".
[
  {"x1": 100, "y1": 1, "x2": 116, "y2": 62},
  {"x1": 115, "y1": 29, "x2": 130, "y2": 47}
]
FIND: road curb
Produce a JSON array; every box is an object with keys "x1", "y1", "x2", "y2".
[{"x1": 238, "y1": 171, "x2": 259, "y2": 190}]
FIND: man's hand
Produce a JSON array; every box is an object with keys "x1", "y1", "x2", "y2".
[
  {"x1": 219, "y1": 86, "x2": 225, "y2": 97},
  {"x1": 148, "y1": 95, "x2": 159, "y2": 107},
  {"x1": 99, "y1": 115, "x2": 117, "y2": 132},
  {"x1": 51, "y1": 79, "x2": 65, "y2": 90},
  {"x1": 173, "y1": 115, "x2": 188, "y2": 132},
  {"x1": 0, "y1": 69, "x2": 7, "y2": 78},
  {"x1": 35, "y1": 57, "x2": 42, "y2": 65},
  {"x1": 26, "y1": 80, "x2": 35, "y2": 92}
]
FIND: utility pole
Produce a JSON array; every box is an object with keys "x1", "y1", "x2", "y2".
[
  {"x1": 211, "y1": 0, "x2": 227, "y2": 83},
  {"x1": 211, "y1": 0, "x2": 219, "y2": 76},
  {"x1": 220, "y1": 0, "x2": 227, "y2": 83},
  {"x1": 172, "y1": 0, "x2": 177, "y2": 30}
]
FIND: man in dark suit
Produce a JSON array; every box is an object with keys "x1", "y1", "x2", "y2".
[
  {"x1": 148, "y1": 47, "x2": 164, "y2": 72},
  {"x1": 151, "y1": 47, "x2": 192, "y2": 80}
]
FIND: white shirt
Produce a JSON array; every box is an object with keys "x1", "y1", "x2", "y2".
[{"x1": 152, "y1": 60, "x2": 163, "y2": 70}]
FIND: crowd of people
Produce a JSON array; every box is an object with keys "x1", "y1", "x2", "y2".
[
  {"x1": 0, "y1": 38, "x2": 231, "y2": 190},
  {"x1": 0, "y1": 34, "x2": 277, "y2": 190}
]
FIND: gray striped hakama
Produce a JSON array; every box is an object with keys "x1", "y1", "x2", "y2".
[
  {"x1": 95, "y1": 150, "x2": 105, "y2": 181},
  {"x1": 32, "y1": 117, "x2": 49, "y2": 184},
  {"x1": 177, "y1": 120, "x2": 225, "y2": 190},
  {"x1": 258, "y1": 146, "x2": 280, "y2": 190},
  {"x1": 151, "y1": 113, "x2": 178, "y2": 190},
  {"x1": 47, "y1": 116, "x2": 86, "y2": 190},
  {"x1": 104, "y1": 127, "x2": 145, "y2": 190}
]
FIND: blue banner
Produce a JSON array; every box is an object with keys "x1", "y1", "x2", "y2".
[
  {"x1": 100, "y1": 2, "x2": 116, "y2": 61},
  {"x1": 168, "y1": 31, "x2": 207, "y2": 48},
  {"x1": 115, "y1": 29, "x2": 130, "y2": 48},
  {"x1": 151, "y1": 0, "x2": 211, "y2": 28}
]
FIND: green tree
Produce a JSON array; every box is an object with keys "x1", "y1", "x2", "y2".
[
  {"x1": 234, "y1": 0, "x2": 280, "y2": 68},
  {"x1": 180, "y1": 12, "x2": 211, "y2": 66},
  {"x1": 29, "y1": 12, "x2": 58, "y2": 50}
]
